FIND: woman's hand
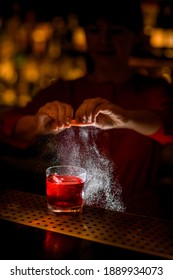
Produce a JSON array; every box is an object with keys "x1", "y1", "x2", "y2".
[
  {"x1": 75, "y1": 97, "x2": 128, "y2": 129},
  {"x1": 34, "y1": 101, "x2": 73, "y2": 134}
]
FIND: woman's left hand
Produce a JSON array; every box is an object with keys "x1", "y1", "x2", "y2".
[{"x1": 75, "y1": 97, "x2": 128, "y2": 129}]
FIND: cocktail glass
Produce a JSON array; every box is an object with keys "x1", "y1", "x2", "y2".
[{"x1": 46, "y1": 165, "x2": 86, "y2": 214}]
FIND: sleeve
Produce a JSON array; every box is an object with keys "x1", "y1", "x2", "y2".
[
  {"x1": 149, "y1": 125, "x2": 173, "y2": 144},
  {"x1": 147, "y1": 80, "x2": 173, "y2": 144},
  {"x1": 0, "y1": 79, "x2": 68, "y2": 148}
]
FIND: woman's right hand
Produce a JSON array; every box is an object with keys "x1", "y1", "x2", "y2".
[{"x1": 34, "y1": 101, "x2": 73, "y2": 135}]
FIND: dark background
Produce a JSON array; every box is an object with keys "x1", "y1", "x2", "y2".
[{"x1": 0, "y1": 0, "x2": 75, "y2": 21}]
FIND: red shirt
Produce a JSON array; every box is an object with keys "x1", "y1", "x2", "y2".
[{"x1": 1, "y1": 74, "x2": 173, "y2": 216}]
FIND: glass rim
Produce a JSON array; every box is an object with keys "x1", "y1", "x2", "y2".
[{"x1": 46, "y1": 165, "x2": 86, "y2": 173}]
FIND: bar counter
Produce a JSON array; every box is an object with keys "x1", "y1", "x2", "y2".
[{"x1": 0, "y1": 188, "x2": 173, "y2": 260}]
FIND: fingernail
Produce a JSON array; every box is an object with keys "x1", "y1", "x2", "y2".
[
  {"x1": 82, "y1": 116, "x2": 86, "y2": 123},
  {"x1": 66, "y1": 117, "x2": 70, "y2": 124}
]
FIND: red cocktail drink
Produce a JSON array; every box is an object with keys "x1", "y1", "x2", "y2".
[
  {"x1": 46, "y1": 174, "x2": 84, "y2": 211},
  {"x1": 46, "y1": 166, "x2": 86, "y2": 214}
]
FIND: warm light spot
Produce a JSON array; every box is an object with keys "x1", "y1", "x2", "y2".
[
  {"x1": 161, "y1": 66, "x2": 172, "y2": 83},
  {"x1": 72, "y1": 27, "x2": 87, "y2": 51},
  {"x1": 150, "y1": 28, "x2": 173, "y2": 49},
  {"x1": 150, "y1": 28, "x2": 166, "y2": 48},
  {"x1": 18, "y1": 94, "x2": 32, "y2": 107},
  {"x1": 22, "y1": 61, "x2": 39, "y2": 82},
  {"x1": 0, "y1": 37, "x2": 16, "y2": 59},
  {"x1": 60, "y1": 57, "x2": 86, "y2": 80},
  {"x1": 0, "y1": 61, "x2": 17, "y2": 83},
  {"x1": 63, "y1": 68, "x2": 85, "y2": 80},
  {"x1": 32, "y1": 29, "x2": 46, "y2": 42},
  {"x1": 165, "y1": 30, "x2": 173, "y2": 48},
  {"x1": 1, "y1": 89, "x2": 17, "y2": 105},
  {"x1": 31, "y1": 23, "x2": 53, "y2": 43}
]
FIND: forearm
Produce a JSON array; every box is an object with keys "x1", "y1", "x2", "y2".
[
  {"x1": 14, "y1": 113, "x2": 67, "y2": 141},
  {"x1": 14, "y1": 115, "x2": 38, "y2": 141},
  {"x1": 125, "y1": 110, "x2": 162, "y2": 135}
]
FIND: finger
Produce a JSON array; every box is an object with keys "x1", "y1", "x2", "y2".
[
  {"x1": 75, "y1": 99, "x2": 98, "y2": 123},
  {"x1": 79, "y1": 98, "x2": 110, "y2": 123},
  {"x1": 64, "y1": 104, "x2": 73, "y2": 124},
  {"x1": 82, "y1": 101, "x2": 97, "y2": 122},
  {"x1": 92, "y1": 104, "x2": 112, "y2": 121},
  {"x1": 55, "y1": 103, "x2": 73, "y2": 127},
  {"x1": 70, "y1": 119, "x2": 93, "y2": 126},
  {"x1": 54, "y1": 102, "x2": 66, "y2": 125},
  {"x1": 37, "y1": 104, "x2": 63, "y2": 131},
  {"x1": 36, "y1": 112, "x2": 57, "y2": 133},
  {"x1": 47, "y1": 101, "x2": 73, "y2": 126},
  {"x1": 75, "y1": 102, "x2": 88, "y2": 123},
  {"x1": 38, "y1": 105, "x2": 57, "y2": 120}
]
